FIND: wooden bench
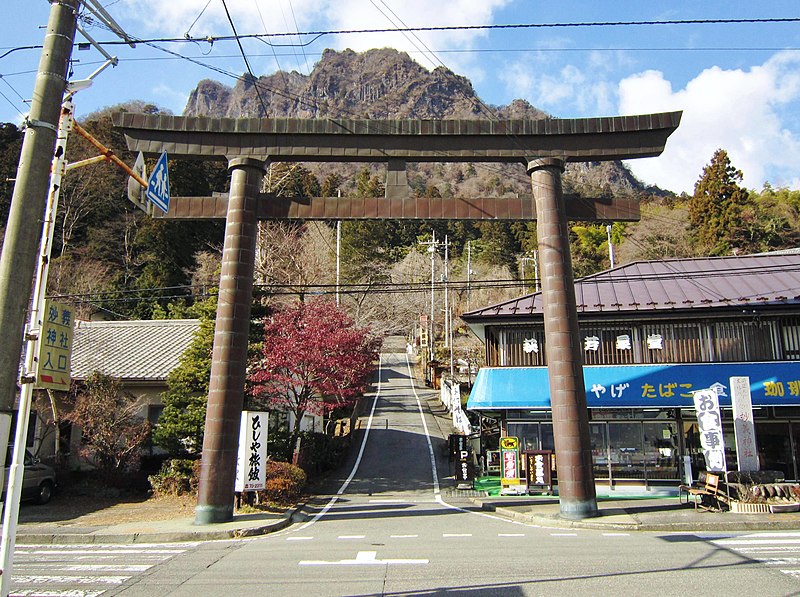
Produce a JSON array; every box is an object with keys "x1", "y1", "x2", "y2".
[{"x1": 679, "y1": 472, "x2": 730, "y2": 511}]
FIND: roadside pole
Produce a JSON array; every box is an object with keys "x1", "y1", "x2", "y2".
[
  {"x1": 0, "y1": 1, "x2": 78, "y2": 500},
  {"x1": 0, "y1": 99, "x2": 75, "y2": 597}
]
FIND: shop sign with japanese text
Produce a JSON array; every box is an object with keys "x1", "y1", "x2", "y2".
[
  {"x1": 526, "y1": 451, "x2": 552, "y2": 490},
  {"x1": 693, "y1": 389, "x2": 726, "y2": 473},
  {"x1": 500, "y1": 436, "x2": 520, "y2": 484},
  {"x1": 730, "y1": 376, "x2": 759, "y2": 472},
  {"x1": 235, "y1": 411, "x2": 269, "y2": 492},
  {"x1": 35, "y1": 300, "x2": 74, "y2": 391}
]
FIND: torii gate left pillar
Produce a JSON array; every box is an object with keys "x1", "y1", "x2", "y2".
[{"x1": 196, "y1": 157, "x2": 265, "y2": 524}]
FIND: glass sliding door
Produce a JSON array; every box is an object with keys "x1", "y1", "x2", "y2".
[
  {"x1": 643, "y1": 422, "x2": 679, "y2": 480},
  {"x1": 608, "y1": 422, "x2": 644, "y2": 479},
  {"x1": 590, "y1": 423, "x2": 610, "y2": 480}
]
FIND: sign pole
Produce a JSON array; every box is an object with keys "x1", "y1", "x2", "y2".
[{"x1": 0, "y1": 99, "x2": 76, "y2": 596}]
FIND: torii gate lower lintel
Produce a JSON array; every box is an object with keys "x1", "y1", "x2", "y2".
[{"x1": 113, "y1": 112, "x2": 681, "y2": 524}]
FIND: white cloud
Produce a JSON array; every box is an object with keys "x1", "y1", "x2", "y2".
[
  {"x1": 150, "y1": 84, "x2": 189, "y2": 115},
  {"x1": 619, "y1": 51, "x2": 800, "y2": 194},
  {"x1": 117, "y1": 0, "x2": 509, "y2": 77},
  {"x1": 499, "y1": 51, "x2": 628, "y2": 117}
]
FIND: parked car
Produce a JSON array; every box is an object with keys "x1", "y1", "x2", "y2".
[{"x1": 3, "y1": 448, "x2": 57, "y2": 505}]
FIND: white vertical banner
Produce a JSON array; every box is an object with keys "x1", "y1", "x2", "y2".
[
  {"x1": 730, "y1": 376, "x2": 759, "y2": 472},
  {"x1": 693, "y1": 389, "x2": 727, "y2": 473},
  {"x1": 235, "y1": 411, "x2": 269, "y2": 492}
]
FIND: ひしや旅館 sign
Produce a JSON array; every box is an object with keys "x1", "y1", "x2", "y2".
[{"x1": 467, "y1": 362, "x2": 800, "y2": 410}]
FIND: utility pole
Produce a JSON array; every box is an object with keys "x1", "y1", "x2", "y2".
[
  {"x1": 607, "y1": 224, "x2": 616, "y2": 268},
  {"x1": 0, "y1": 0, "x2": 78, "y2": 480},
  {"x1": 336, "y1": 220, "x2": 341, "y2": 306},
  {"x1": 466, "y1": 241, "x2": 472, "y2": 311},
  {"x1": 443, "y1": 235, "x2": 449, "y2": 349},
  {"x1": 420, "y1": 232, "x2": 438, "y2": 363}
]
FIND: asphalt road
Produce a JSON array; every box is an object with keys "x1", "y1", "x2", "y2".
[{"x1": 10, "y1": 354, "x2": 800, "y2": 596}]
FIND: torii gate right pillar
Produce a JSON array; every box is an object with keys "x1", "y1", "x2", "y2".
[{"x1": 529, "y1": 158, "x2": 598, "y2": 519}]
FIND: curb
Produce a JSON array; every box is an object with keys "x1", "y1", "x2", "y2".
[
  {"x1": 478, "y1": 501, "x2": 800, "y2": 533},
  {"x1": 13, "y1": 505, "x2": 303, "y2": 545}
]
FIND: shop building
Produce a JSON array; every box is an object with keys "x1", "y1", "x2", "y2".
[{"x1": 462, "y1": 253, "x2": 800, "y2": 490}]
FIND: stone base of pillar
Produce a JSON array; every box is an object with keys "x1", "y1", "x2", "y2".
[
  {"x1": 558, "y1": 498, "x2": 599, "y2": 520},
  {"x1": 195, "y1": 504, "x2": 234, "y2": 525}
]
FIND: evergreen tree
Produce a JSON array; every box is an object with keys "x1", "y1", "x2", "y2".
[
  {"x1": 152, "y1": 298, "x2": 216, "y2": 455},
  {"x1": 689, "y1": 149, "x2": 752, "y2": 255}
]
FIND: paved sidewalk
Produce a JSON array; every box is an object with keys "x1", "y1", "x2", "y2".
[
  {"x1": 10, "y1": 505, "x2": 302, "y2": 545},
  {"x1": 471, "y1": 496, "x2": 800, "y2": 532}
]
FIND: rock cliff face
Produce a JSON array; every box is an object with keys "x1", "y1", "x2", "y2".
[
  {"x1": 183, "y1": 48, "x2": 660, "y2": 196},
  {"x1": 184, "y1": 48, "x2": 547, "y2": 121}
]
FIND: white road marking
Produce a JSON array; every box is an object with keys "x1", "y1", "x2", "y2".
[
  {"x1": 286, "y1": 536, "x2": 314, "y2": 541},
  {"x1": 781, "y1": 569, "x2": 800, "y2": 578},
  {"x1": 732, "y1": 546, "x2": 800, "y2": 552},
  {"x1": 11, "y1": 589, "x2": 105, "y2": 597},
  {"x1": 735, "y1": 532, "x2": 800, "y2": 538},
  {"x1": 338, "y1": 535, "x2": 366, "y2": 539},
  {"x1": 17, "y1": 548, "x2": 186, "y2": 555},
  {"x1": 13, "y1": 575, "x2": 130, "y2": 585},
  {"x1": 390, "y1": 534, "x2": 418, "y2": 538},
  {"x1": 498, "y1": 533, "x2": 525, "y2": 537},
  {"x1": 299, "y1": 550, "x2": 429, "y2": 566},
  {"x1": 714, "y1": 539, "x2": 800, "y2": 546},
  {"x1": 14, "y1": 564, "x2": 152, "y2": 572}
]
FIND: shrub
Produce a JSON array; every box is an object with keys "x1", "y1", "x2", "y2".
[
  {"x1": 260, "y1": 460, "x2": 306, "y2": 503},
  {"x1": 148, "y1": 458, "x2": 200, "y2": 497}
]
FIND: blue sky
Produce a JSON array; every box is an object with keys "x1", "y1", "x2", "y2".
[{"x1": 2, "y1": 0, "x2": 800, "y2": 194}]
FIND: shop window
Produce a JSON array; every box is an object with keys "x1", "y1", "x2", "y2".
[
  {"x1": 781, "y1": 324, "x2": 800, "y2": 360},
  {"x1": 715, "y1": 320, "x2": 777, "y2": 362}
]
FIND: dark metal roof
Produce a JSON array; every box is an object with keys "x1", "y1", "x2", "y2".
[{"x1": 462, "y1": 253, "x2": 800, "y2": 321}]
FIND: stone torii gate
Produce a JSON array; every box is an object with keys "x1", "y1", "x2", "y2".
[{"x1": 114, "y1": 111, "x2": 681, "y2": 523}]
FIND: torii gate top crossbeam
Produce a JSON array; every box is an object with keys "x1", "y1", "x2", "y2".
[{"x1": 112, "y1": 112, "x2": 682, "y2": 163}]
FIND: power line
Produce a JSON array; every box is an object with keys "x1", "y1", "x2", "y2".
[
  {"x1": 93, "y1": 17, "x2": 800, "y2": 46},
  {"x1": 220, "y1": 0, "x2": 269, "y2": 117}
]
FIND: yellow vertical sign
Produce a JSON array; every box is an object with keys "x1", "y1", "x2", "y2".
[
  {"x1": 500, "y1": 436, "x2": 520, "y2": 485},
  {"x1": 35, "y1": 300, "x2": 74, "y2": 391}
]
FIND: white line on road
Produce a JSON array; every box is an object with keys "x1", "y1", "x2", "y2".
[
  {"x1": 14, "y1": 564, "x2": 152, "y2": 573},
  {"x1": 442, "y1": 533, "x2": 472, "y2": 538},
  {"x1": 16, "y1": 548, "x2": 186, "y2": 555},
  {"x1": 498, "y1": 533, "x2": 525, "y2": 537},
  {"x1": 299, "y1": 551, "x2": 429, "y2": 566},
  {"x1": 732, "y1": 547, "x2": 800, "y2": 552},
  {"x1": 12, "y1": 575, "x2": 130, "y2": 585},
  {"x1": 12, "y1": 591, "x2": 104, "y2": 597},
  {"x1": 714, "y1": 539, "x2": 800, "y2": 546},
  {"x1": 390, "y1": 534, "x2": 418, "y2": 538},
  {"x1": 286, "y1": 536, "x2": 314, "y2": 541}
]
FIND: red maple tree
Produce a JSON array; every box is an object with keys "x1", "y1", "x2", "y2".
[{"x1": 248, "y1": 299, "x2": 380, "y2": 446}]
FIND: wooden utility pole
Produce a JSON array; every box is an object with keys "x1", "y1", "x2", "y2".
[{"x1": 0, "y1": 0, "x2": 78, "y2": 492}]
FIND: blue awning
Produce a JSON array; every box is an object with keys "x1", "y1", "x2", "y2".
[{"x1": 467, "y1": 362, "x2": 800, "y2": 410}]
